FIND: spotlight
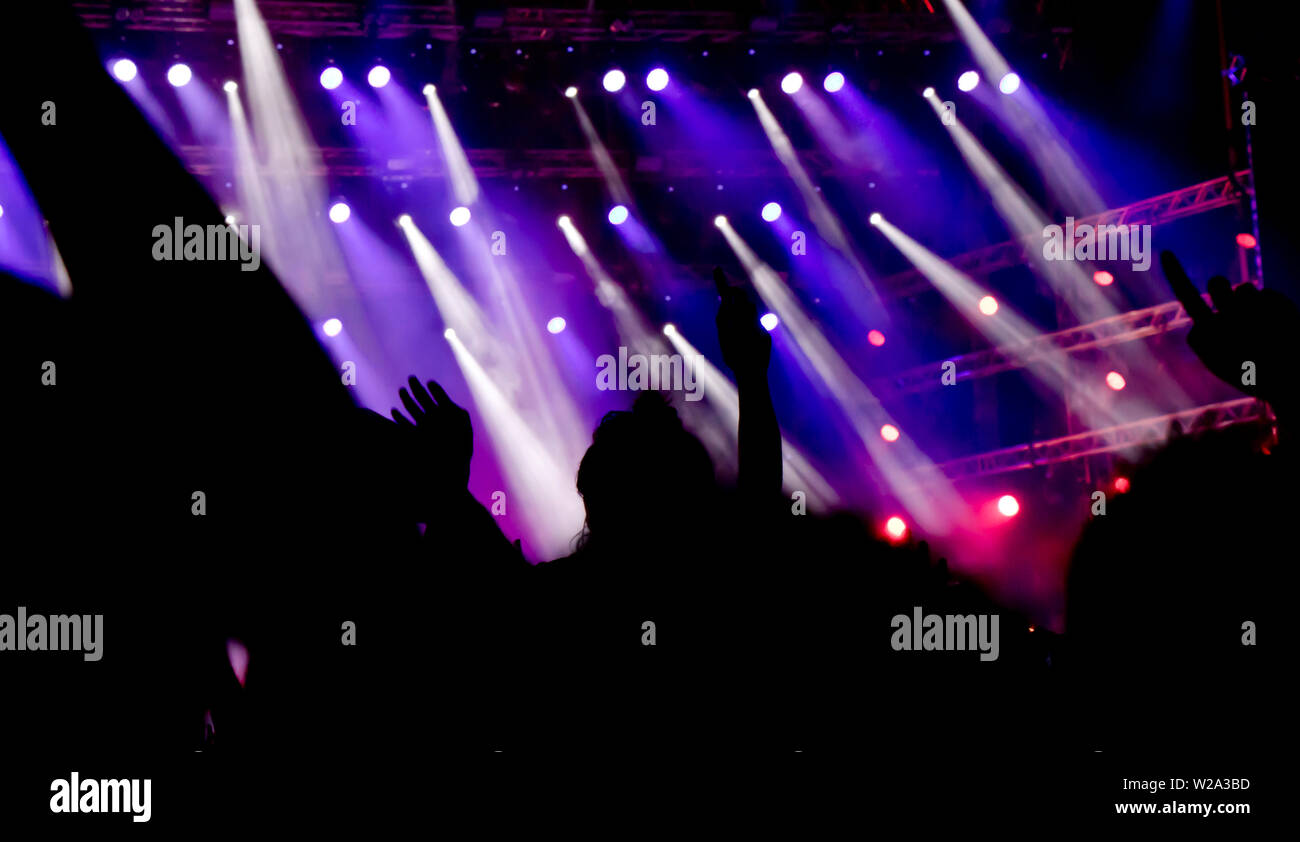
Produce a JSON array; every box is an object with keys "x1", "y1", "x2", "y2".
[
  {"x1": 319, "y1": 67, "x2": 343, "y2": 90},
  {"x1": 0, "y1": 204, "x2": 4, "y2": 220},
  {"x1": 868, "y1": 212, "x2": 882, "y2": 226},
  {"x1": 998, "y1": 72, "x2": 1021, "y2": 94},
  {"x1": 1093, "y1": 270, "x2": 1114, "y2": 286},
  {"x1": 957, "y1": 70, "x2": 980, "y2": 92},
  {"x1": 662, "y1": 323, "x2": 676, "y2": 336},
  {"x1": 922, "y1": 86, "x2": 936, "y2": 99},
  {"x1": 556, "y1": 215, "x2": 572, "y2": 227},
  {"x1": 867, "y1": 329, "x2": 885, "y2": 347},
  {"x1": 564, "y1": 86, "x2": 578, "y2": 98},
  {"x1": 444, "y1": 328, "x2": 456, "y2": 340},
  {"x1": 367, "y1": 65, "x2": 391, "y2": 88},
  {"x1": 747, "y1": 88, "x2": 760, "y2": 99},
  {"x1": 760, "y1": 313, "x2": 779, "y2": 331},
  {"x1": 423, "y1": 84, "x2": 436, "y2": 95},
  {"x1": 223, "y1": 80, "x2": 238, "y2": 93},
  {"x1": 978, "y1": 295, "x2": 999, "y2": 316},
  {"x1": 449, "y1": 206, "x2": 471, "y2": 227},
  {"x1": 167, "y1": 63, "x2": 193, "y2": 88},
  {"x1": 761, "y1": 202, "x2": 782, "y2": 222},
  {"x1": 547, "y1": 317, "x2": 567, "y2": 335},
  {"x1": 328, "y1": 202, "x2": 351, "y2": 224},
  {"x1": 1105, "y1": 371, "x2": 1127, "y2": 391},
  {"x1": 397, "y1": 213, "x2": 413, "y2": 227},
  {"x1": 223, "y1": 214, "x2": 235, "y2": 225},
  {"x1": 781, "y1": 72, "x2": 803, "y2": 94},
  {"x1": 997, "y1": 494, "x2": 1020, "y2": 517},
  {"x1": 1114, "y1": 477, "x2": 1131, "y2": 493},
  {"x1": 713, "y1": 215, "x2": 727, "y2": 228},
  {"x1": 322, "y1": 318, "x2": 343, "y2": 337},
  {"x1": 1236, "y1": 232, "x2": 1257, "y2": 248},
  {"x1": 885, "y1": 516, "x2": 907, "y2": 540},
  {"x1": 646, "y1": 68, "x2": 669, "y2": 91},
  {"x1": 823, "y1": 71, "x2": 845, "y2": 93},
  {"x1": 111, "y1": 59, "x2": 137, "y2": 82},
  {"x1": 608, "y1": 205, "x2": 629, "y2": 225},
  {"x1": 880, "y1": 424, "x2": 900, "y2": 443},
  {"x1": 603, "y1": 69, "x2": 626, "y2": 92}
]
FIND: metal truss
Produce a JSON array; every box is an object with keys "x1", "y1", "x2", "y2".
[
  {"x1": 877, "y1": 299, "x2": 1194, "y2": 393},
  {"x1": 880, "y1": 171, "x2": 1254, "y2": 299},
  {"x1": 73, "y1": 3, "x2": 989, "y2": 45},
  {"x1": 178, "y1": 144, "x2": 846, "y2": 180},
  {"x1": 928, "y1": 398, "x2": 1268, "y2": 482}
]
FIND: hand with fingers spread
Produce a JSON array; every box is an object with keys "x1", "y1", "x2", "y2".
[
  {"x1": 714, "y1": 266, "x2": 772, "y2": 381},
  {"x1": 1160, "y1": 251, "x2": 1300, "y2": 417},
  {"x1": 390, "y1": 375, "x2": 474, "y2": 494}
]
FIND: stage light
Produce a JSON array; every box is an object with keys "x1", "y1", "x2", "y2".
[
  {"x1": 449, "y1": 206, "x2": 471, "y2": 227},
  {"x1": 997, "y1": 494, "x2": 1020, "y2": 517},
  {"x1": 781, "y1": 72, "x2": 803, "y2": 94},
  {"x1": 444, "y1": 328, "x2": 456, "y2": 340},
  {"x1": 646, "y1": 68, "x2": 669, "y2": 91},
  {"x1": 322, "y1": 318, "x2": 343, "y2": 337},
  {"x1": 885, "y1": 516, "x2": 907, "y2": 540},
  {"x1": 167, "y1": 63, "x2": 193, "y2": 88},
  {"x1": 760, "y1": 313, "x2": 779, "y2": 331},
  {"x1": 714, "y1": 215, "x2": 727, "y2": 228},
  {"x1": 1236, "y1": 232, "x2": 1257, "y2": 248},
  {"x1": 319, "y1": 67, "x2": 343, "y2": 90},
  {"x1": 564, "y1": 86, "x2": 578, "y2": 98},
  {"x1": 867, "y1": 329, "x2": 886, "y2": 347},
  {"x1": 662, "y1": 323, "x2": 677, "y2": 336},
  {"x1": 978, "y1": 295, "x2": 999, "y2": 315},
  {"x1": 1093, "y1": 270, "x2": 1114, "y2": 286},
  {"x1": 761, "y1": 202, "x2": 782, "y2": 222},
  {"x1": 223, "y1": 80, "x2": 238, "y2": 93},
  {"x1": 998, "y1": 72, "x2": 1021, "y2": 94},
  {"x1": 922, "y1": 86, "x2": 936, "y2": 99},
  {"x1": 111, "y1": 59, "x2": 137, "y2": 82},
  {"x1": 224, "y1": 214, "x2": 235, "y2": 225},
  {"x1": 957, "y1": 70, "x2": 980, "y2": 92},
  {"x1": 1106, "y1": 370, "x2": 1127, "y2": 391},
  {"x1": 556, "y1": 215, "x2": 571, "y2": 227},
  {"x1": 747, "y1": 88, "x2": 760, "y2": 99},
  {"x1": 397, "y1": 213, "x2": 413, "y2": 227},
  {"x1": 603, "y1": 69, "x2": 626, "y2": 92},
  {"x1": 823, "y1": 71, "x2": 845, "y2": 93},
  {"x1": 367, "y1": 65, "x2": 391, "y2": 88},
  {"x1": 547, "y1": 317, "x2": 567, "y2": 335},
  {"x1": 869, "y1": 212, "x2": 882, "y2": 226},
  {"x1": 608, "y1": 205, "x2": 629, "y2": 225},
  {"x1": 0, "y1": 204, "x2": 4, "y2": 220},
  {"x1": 422, "y1": 84, "x2": 436, "y2": 96},
  {"x1": 880, "y1": 424, "x2": 900, "y2": 443},
  {"x1": 328, "y1": 202, "x2": 351, "y2": 224},
  {"x1": 1114, "y1": 477, "x2": 1131, "y2": 493}
]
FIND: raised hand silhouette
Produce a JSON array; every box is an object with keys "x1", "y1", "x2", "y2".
[
  {"x1": 1161, "y1": 250, "x2": 1300, "y2": 418},
  {"x1": 390, "y1": 375, "x2": 474, "y2": 494},
  {"x1": 714, "y1": 266, "x2": 772, "y2": 381}
]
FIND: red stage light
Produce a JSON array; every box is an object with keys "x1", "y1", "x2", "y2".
[
  {"x1": 997, "y1": 494, "x2": 1019, "y2": 517},
  {"x1": 1093, "y1": 270, "x2": 1114, "y2": 286},
  {"x1": 1114, "y1": 477, "x2": 1130, "y2": 493},
  {"x1": 867, "y1": 329, "x2": 886, "y2": 347},
  {"x1": 1236, "y1": 232, "x2": 1257, "y2": 249},
  {"x1": 1106, "y1": 371, "x2": 1127, "y2": 391},
  {"x1": 885, "y1": 516, "x2": 907, "y2": 540}
]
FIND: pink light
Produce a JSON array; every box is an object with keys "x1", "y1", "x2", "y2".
[
  {"x1": 1236, "y1": 232, "x2": 1257, "y2": 249},
  {"x1": 880, "y1": 424, "x2": 900, "y2": 442},
  {"x1": 867, "y1": 329, "x2": 886, "y2": 347},
  {"x1": 226, "y1": 638, "x2": 250, "y2": 687},
  {"x1": 1113, "y1": 476, "x2": 1130, "y2": 493},
  {"x1": 885, "y1": 516, "x2": 907, "y2": 540},
  {"x1": 997, "y1": 494, "x2": 1020, "y2": 518},
  {"x1": 1106, "y1": 370, "x2": 1127, "y2": 391},
  {"x1": 1093, "y1": 270, "x2": 1114, "y2": 286},
  {"x1": 978, "y1": 295, "x2": 998, "y2": 316}
]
